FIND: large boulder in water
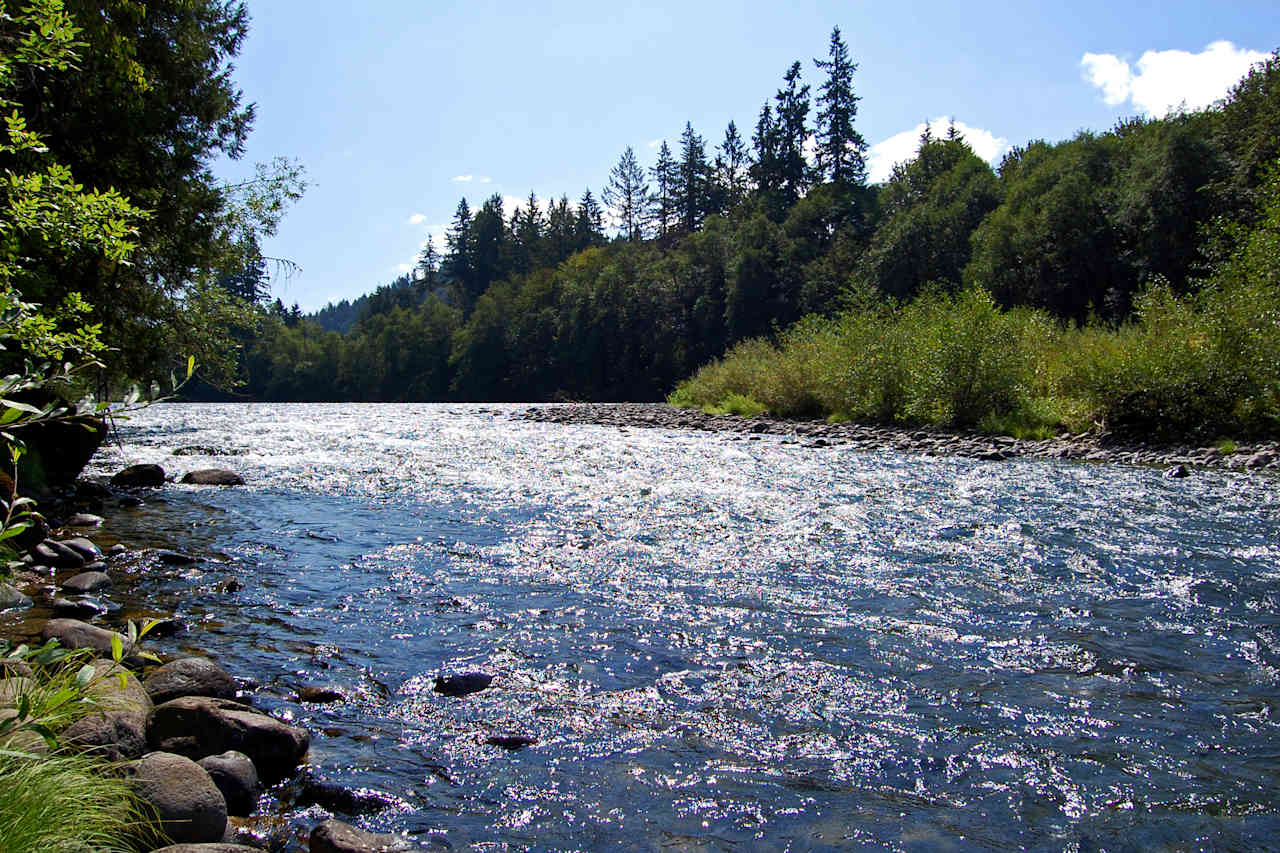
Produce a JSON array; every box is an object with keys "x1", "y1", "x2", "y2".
[
  {"x1": 148, "y1": 696, "x2": 310, "y2": 785},
  {"x1": 197, "y1": 750, "x2": 261, "y2": 817},
  {"x1": 111, "y1": 463, "x2": 166, "y2": 488},
  {"x1": 180, "y1": 469, "x2": 245, "y2": 486},
  {"x1": 129, "y1": 751, "x2": 228, "y2": 845}
]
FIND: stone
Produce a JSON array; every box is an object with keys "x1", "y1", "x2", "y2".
[
  {"x1": 107, "y1": 543, "x2": 129, "y2": 556},
  {"x1": 484, "y1": 732, "x2": 537, "y2": 750},
  {"x1": 310, "y1": 819, "x2": 422, "y2": 853},
  {"x1": 295, "y1": 685, "x2": 345, "y2": 704},
  {"x1": 41, "y1": 618, "x2": 133, "y2": 658},
  {"x1": 180, "y1": 469, "x2": 246, "y2": 486},
  {"x1": 197, "y1": 750, "x2": 261, "y2": 817},
  {"x1": 61, "y1": 570, "x2": 112, "y2": 594},
  {"x1": 84, "y1": 659, "x2": 152, "y2": 715},
  {"x1": 0, "y1": 581, "x2": 32, "y2": 611},
  {"x1": 145, "y1": 657, "x2": 239, "y2": 705},
  {"x1": 148, "y1": 696, "x2": 310, "y2": 785},
  {"x1": 433, "y1": 671, "x2": 493, "y2": 697},
  {"x1": 157, "y1": 549, "x2": 198, "y2": 565},
  {"x1": 1164, "y1": 463, "x2": 1191, "y2": 479},
  {"x1": 130, "y1": 751, "x2": 228, "y2": 845},
  {"x1": 59, "y1": 536, "x2": 103, "y2": 561},
  {"x1": 51, "y1": 596, "x2": 110, "y2": 619},
  {"x1": 64, "y1": 512, "x2": 104, "y2": 527},
  {"x1": 33, "y1": 540, "x2": 85, "y2": 569},
  {"x1": 111, "y1": 463, "x2": 166, "y2": 488},
  {"x1": 296, "y1": 775, "x2": 405, "y2": 816},
  {"x1": 62, "y1": 710, "x2": 148, "y2": 761}
]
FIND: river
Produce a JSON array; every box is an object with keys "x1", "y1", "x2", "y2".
[{"x1": 54, "y1": 403, "x2": 1280, "y2": 849}]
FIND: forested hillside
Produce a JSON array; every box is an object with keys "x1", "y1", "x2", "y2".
[{"x1": 237, "y1": 31, "x2": 1280, "y2": 423}]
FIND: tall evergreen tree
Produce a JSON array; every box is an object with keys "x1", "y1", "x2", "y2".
[
  {"x1": 575, "y1": 188, "x2": 605, "y2": 249},
  {"x1": 650, "y1": 141, "x2": 679, "y2": 241},
  {"x1": 443, "y1": 198, "x2": 474, "y2": 304},
  {"x1": 774, "y1": 61, "x2": 813, "y2": 204},
  {"x1": 813, "y1": 26, "x2": 867, "y2": 187},
  {"x1": 750, "y1": 103, "x2": 783, "y2": 204},
  {"x1": 714, "y1": 120, "x2": 749, "y2": 212},
  {"x1": 511, "y1": 190, "x2": 544, "y2": 274},
  {"x1": 416, "y1": 235, "x2": 441, "y2": 291},
  {"x1": 604, "y1": 146, "x2": 650, "y2": 241},
  {"x1": 470, "y1": 193, "x2": 509, "y2": 298},
  {"x1": 675, "y1": 122, "x2": 712, "y2": 233}
]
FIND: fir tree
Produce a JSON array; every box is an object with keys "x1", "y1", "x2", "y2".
[
  {"x1": 774, "y1": 61, "x2": 813, "y2": 203},
  {"x1": 714, "y1": 120, "x2": 749, "y2": 212},
  {"x1": 814, "y1": 26, "x2": 867, "y2": 186},
  {"x1": 675, "y1": 122, "x2": 712, "y2": 232},
  {"x1": 650, "y1": 141, "x2": 678, "y2": 240},
  {"x1": 604, "y1": 146, "x2": 650, "y2": 241}
]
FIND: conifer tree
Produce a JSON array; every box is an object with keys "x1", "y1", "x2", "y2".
[
  {"x1": 650, "y1": 141, "x2": 678, "y2": 240},
  {"x1": 814, "y1": 26, "x2": 867, "y2": 186},
  {"x1": 714, "y1": 120, "x2": 749, "y2": 212},
  {"x1": 774, "y1": 61, "x2": 813, "y2": 203},
  {"x1": 604, "y1": 146, "x2": 650, "y2": 241},
  {"x1": 443, "y1": 198, "x2": 474, "y2": 303},
  {"x1": 575, "y1": 188, "x2": 605, "y2": 249},
  {"x1": 750, "y1": 103, "x2": 783, "y2": 203},
  {"x1": 675, "y1": 122, "x2": 712, "y2": 232}
]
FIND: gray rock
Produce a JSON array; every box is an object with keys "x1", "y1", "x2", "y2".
[
  {"x1": 433, "y1": 671, "x2": 493, "y2": 697},
  {"x1": 61, "y1": 570, "x2": 112, "y2": 594},
  {"x1": 295, "y1": 685, "x2": 345, "y2": 704},
  {"x1": 0, "y1": 581, "x2": 32, "y2": 611},
  {"x1": 145, "y1": 657, "x2": 238, "y2": 705},
  {"x1": 310, "y1": 819, "x2": 422, "y2": 853},
  {"x1": 485, "y1": 732, "x2": 537, "y2": 750},
  {"x1": 41, "y1": 618, "x2": 133, "y2": 658},
  {"x1": 148, "y1": 696, "x2": 310, "y2": 785},
  {"x1": 197, "y1": 750, "x2": 261, "y2": 817},
  {"x1": 62, "y1": 709, "x2": 147, "y2": 761},
  {"x1": 59, "y1": 536, "x2": 102, "y2": 561},
  {"x1": 157, "y1": 549, "x2": 198, "y2": 565},
  {"x1": 1164, "y1": 463, "x2": 1191, "y2": 479},
  {"x1": 107, "y1": 543, "x2": 129, "y2": 556},
  {"x1": 112, "y1": 463, "x2": 166, "y2": 487},
  {"x1": 33, "y1": 540, "x2": 85, "y2": 569},
  {"x1": 130, "y1": 751, "x2": 228, "y2": 845},
  {"x1": 64, "y1": 512, "x2": 104, "y2": 527},
  {"x1": 297, "y1": 773, "x2": 406, "y2": 816},
  {"x1": 180, "y1": 469, "x2": 246, "y2": 486},
  {"x1": 51, "y1": 596, "x2": 110, "y2": 618}
]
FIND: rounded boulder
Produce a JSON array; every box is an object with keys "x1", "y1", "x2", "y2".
[
  {"x1": 130, "y1": 751, "x2": 228, "y2": 844},
  {"x1": 145, "y1": 657, "x2": 238, "y2": 705}
]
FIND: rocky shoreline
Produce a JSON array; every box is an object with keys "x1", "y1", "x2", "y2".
[
  {"x1": 522, "y1": 403, "x2": 1280, "y2": 474},
  {"x1": 0, "y1": 464, "x2": 437, "y2": 853}
]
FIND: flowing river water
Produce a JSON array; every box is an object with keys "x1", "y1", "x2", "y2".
[{"x1": 34, "y1": 404, "x2": 1280, "y2": 849}]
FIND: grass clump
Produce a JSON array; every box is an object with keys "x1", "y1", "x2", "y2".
[{"x1": 0, "y1": 752, "x2": 144, "y2": 853}]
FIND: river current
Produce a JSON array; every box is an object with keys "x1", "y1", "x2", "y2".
[{"x1": 67, "y1": 404, "x2": 1280, "y2": 849}]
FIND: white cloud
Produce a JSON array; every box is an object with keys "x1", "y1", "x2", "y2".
[
  {"x1": 866, "y1": 117, "x2": 1011, "y2": 184},
  {"x1": 406, "y1": 213, "x2": 426, "y2": 225},
  {"x1": 1081, "y1": 41, "x2": 1267, "y2": 117},
  {"x1": 647, "y1": 139, "x2": 663, "y2": 149},
  {"x1": 502, "y1": 194, "x2": 551, "y2": 220},
  {"x1": 478, "y1": 176, "x2": 492, "y2": 184},
  {"x1": 452, "y1": 174, "x2": 474, "y2": 183},
  {"x1": 394, "y1": 262, "x2": 413, "y2": 275}
]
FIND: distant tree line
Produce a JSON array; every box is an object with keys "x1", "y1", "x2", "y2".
[{"x1": 233, "y1": 33, "x2": 1280, "y2": 405}]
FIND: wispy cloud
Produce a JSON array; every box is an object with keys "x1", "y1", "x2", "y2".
[
  {"x1": 866, "y1": 117, "x2": 1010, "y2": 184},
  {"x1": 647, "y1": 139, "x2": 664, "y2": 149},
  {"x1": 451, "y1": 174, "x2": 492, "y2": 184},
  {"x1": 406, "y1": 213, "x2": 427, "y2": 225},
  {"x1": 1081, "y1": 41, "x2": 1267, "y2": 117}
]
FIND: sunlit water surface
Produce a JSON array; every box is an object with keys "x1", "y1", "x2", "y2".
[{"x1": 65, "y1": 404, "x2": 1280, "y2": 849}]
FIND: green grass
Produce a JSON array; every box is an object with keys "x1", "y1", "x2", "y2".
[
  {"x1": 1216, "y1": 438, "x2": 1239, "y2": 454},
  {"x1": 702, "y1": 392, "x2": 768, "y2": 417},
  {"x1": 0, "y1": 752, "x2": 147, "y2": 853}
]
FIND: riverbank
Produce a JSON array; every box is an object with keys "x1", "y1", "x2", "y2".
[
  {"x1": 522, "y1": 402, "x2": 1280, "y2": 473},
  {"x1": 0, "y1": 468, "x2": 427, "y2": 852}
]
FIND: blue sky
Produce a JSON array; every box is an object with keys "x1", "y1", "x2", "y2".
[{"x1": 218, "y1": 1, "x2": 1277, "y2": 312}]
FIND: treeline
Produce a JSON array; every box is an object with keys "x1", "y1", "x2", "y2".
[{"x1": 238, "y1": 35, "x2": 1280, "y2": 415}]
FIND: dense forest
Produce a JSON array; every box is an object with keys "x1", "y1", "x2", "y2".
[{"x1": 234, "y1": 31, "x2": 1280, "y2": 429}]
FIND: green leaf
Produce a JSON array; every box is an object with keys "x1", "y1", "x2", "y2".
[
  {"x1": 110, "y1": 632, "x2": 123, "y2": 662},
  {"x1": 16, "y1": 694, "x2": 29, "y2": 720},
  {"x1": 30, "y1": 723, "x2": 57, "y2": 748},
  {"x1": 0, "y1": 399, "x2": 41, "y2": 415},
  {"x1": 0, "y1": 522, "x2": 32, "y2": 542},
  {"x1": 186, "y1": 355, "x2": 195, "y2": 380},
  {"x1": 75, "y1": 662, "x2": 95, "y2": 688},
  {"x1": 0, "y1": 407, "x2": 25, "y2": 425},
  {"x1": 116, "y1": 672, "x2": 128, "y2": 690}
]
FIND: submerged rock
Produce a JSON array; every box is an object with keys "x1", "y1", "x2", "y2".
[
  {"x1": 63, "y1": 512, "x2": 104, "y2": 527},
  {"x1": 485, "y1": 732, "x2": 537, "y2": 750},
  {"x1": 112, "y1": 463, "x2": 166, "y2": 488},
  {"x1": 310, "y1": 819, "x2": 424, "y2": 853},
  {"x1": 59, "y1": 536, "x2": 103, "y2": 561},
  {"x1": 61, "y1": 570, "x2": 112, "y2": 594},
  {"x1": 433, "y1": 671, "x2": 493, "y2": 697},
  {"x1": 51, "y1": 595, "x2": 111, "y2": 619},
  {"x1": 180, "y1": 469, "x2": 246, "y2": 486},
  {"x1": 295, "y1": 685, "x2": 345, "y2": 704},
  {"x1": 1164, "y1": 463, "x2": 1191, "y2": 479}
]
